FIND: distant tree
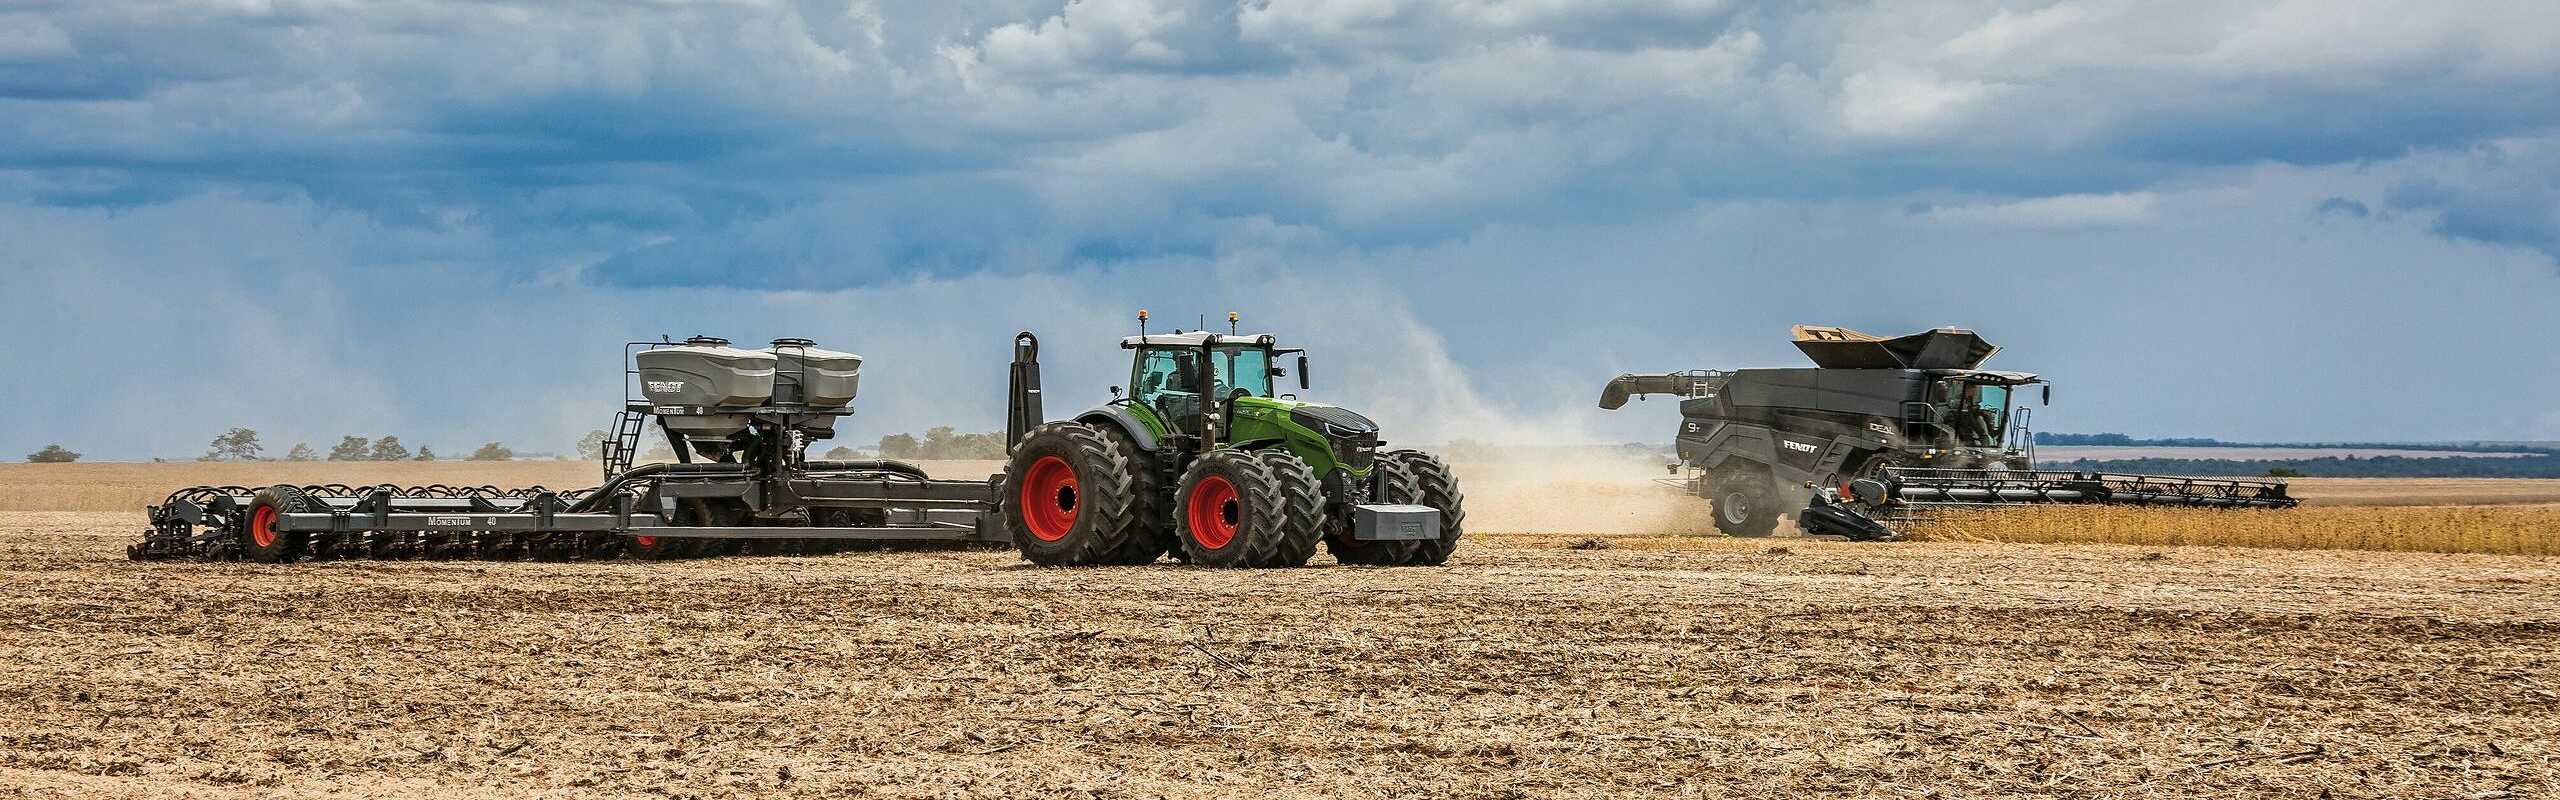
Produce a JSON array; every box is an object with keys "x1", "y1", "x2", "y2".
[
  {"x1": 205, "y1": 428, "x2": 264, "y2": 462},
  {"x1": 284, "y1": 443, "x2": 317, "y2": 461},
  {"x1": 328, "y1": 436, "x2": 372, "y2": 461},
  {"x1": 574, "y1": 430, "x2": 610, "y2": 461},
  {"x1": 468, "y1": 442, "x2": 513, "y2": 461},
  {"x1": 369, "y1": 436, "x2": 411, "y2": 462},
  {"x1": 917, "y1": 427, "x2": 1006, "y2": 459},
  {"x1": 822, "y1": 445, "x2": 859, "y2": 460},
  {"x1": 878, "y1": 433, "x2": 921, "y2": 459},
  {"x1": 25, "y1": 444, "x2": 78, "y2": 463},
  {"x1": 2264, "y1": 467, "x2": 2303, "y2": 478},
  {"x1": 414, "y1": 446, "x2": 437, "y2": 461}
]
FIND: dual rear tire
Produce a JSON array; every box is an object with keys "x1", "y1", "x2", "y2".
[{"x1": 1172, "y1": 448, "x2": 1323, "y2": 568}]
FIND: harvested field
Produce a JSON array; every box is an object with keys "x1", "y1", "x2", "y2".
[{"x1": 1, "y1": 513, "x2": 2554, "y2": 798}]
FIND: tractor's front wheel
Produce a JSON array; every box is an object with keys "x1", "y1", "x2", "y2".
[
  {"x1": 1710, "y1": 464, "x2": 1783, "y2": 538},
  {"x1": 1330, "y1": 451, "x2": 1466, "y2": 566},
  {"x1": 1175, "y1": 449, "x2": 1322, "y2": 568},
  {"x1": 1004, "y1": 422, "x2": 1143, "y2": 566}
]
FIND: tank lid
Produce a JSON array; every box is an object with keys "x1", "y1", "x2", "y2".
[
  {"x1": 770, "y1": 337, "x2": 816, "y2": 348},
  {"x1": 1792, "y1": 325, "x2": 2000, "y2": 370},
  {"x1": 684, "y1": 335, "x2": 732, "y2": 347}
]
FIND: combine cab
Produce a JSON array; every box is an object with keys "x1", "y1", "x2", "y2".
[{"x1": 1601, "y1": 326, "x2": 2296, "y2": 540}]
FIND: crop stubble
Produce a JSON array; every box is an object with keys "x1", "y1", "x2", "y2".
[{"x1": 0, "y1": 513, "x2": 2551, "y2": 798}]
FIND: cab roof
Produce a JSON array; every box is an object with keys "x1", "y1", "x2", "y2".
[{"x1": 1121, "y1": 332, "x2": 1278, "y2": 349}]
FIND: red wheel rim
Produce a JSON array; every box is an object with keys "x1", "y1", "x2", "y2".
[
  {"x1": 250, "y1": 506, "x2": 278, "y2": 549},
  {"x1": 1021, "y1": 456, "x2": 1079, "y2": 542},
  {"x1": 632, "y1": 535, "x2": 659, "y2": 548},
  {"x1": 1187, "y1": 475, "x2": 1240, "y2": 551}
]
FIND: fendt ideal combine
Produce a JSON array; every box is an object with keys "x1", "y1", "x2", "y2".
[
  {"x1": 130, "y1": 315, "x2": 1466, "y2": 569},
  {"x1": 1600, "y1": 326, "x2": 2297, "y2": 540}
]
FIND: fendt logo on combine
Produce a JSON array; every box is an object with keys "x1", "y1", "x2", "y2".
[{"x1": 1782, "y1": 440, "x2": 1819, "y2": 454}]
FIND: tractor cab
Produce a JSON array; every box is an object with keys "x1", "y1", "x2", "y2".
[{"x1": 1125, "y1": 332, "x2": 1289, "y2": 434}]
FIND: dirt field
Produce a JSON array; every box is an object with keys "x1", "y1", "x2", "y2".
[{"x1": 0, "y1": 513, "x2": 2551, "y2": 798}]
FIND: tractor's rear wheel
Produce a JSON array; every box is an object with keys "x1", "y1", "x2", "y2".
[
  {"x1": 239, "y1": 486, "x2": 316, "y2": 564},
  {"x1": 1175, "y1": 448, "x2": 1321, "y2": 568},
  {"x1": 1710, "y1": 464, "x2": 1782, "y2": 538},
  {"x1": 1096, "y1": 426, "x2": 1174, "y2": 565},
  {"x1": 1004, "y1": 422, "x2": 1142, "y2": 566}
]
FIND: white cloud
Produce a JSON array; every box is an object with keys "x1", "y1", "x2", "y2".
[{"x1": 0, "y1": 14, "x2": 75, "y2": 60}]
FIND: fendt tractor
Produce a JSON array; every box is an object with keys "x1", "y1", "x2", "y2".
[
  {"x1": 998, "y1": 312, "x2": 1466, "y2": 568},
  {"x1": 1601, "y1": 325, "x2": 2297, "y2": 540}
]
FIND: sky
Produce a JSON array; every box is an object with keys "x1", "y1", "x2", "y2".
[{"x1": 3, "y1": 0, "x2": 2560, "y2": 460}]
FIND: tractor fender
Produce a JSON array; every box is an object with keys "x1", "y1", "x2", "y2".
[{"x1": 1075, "y1": 406, "x2": 1161, "y2": 452}]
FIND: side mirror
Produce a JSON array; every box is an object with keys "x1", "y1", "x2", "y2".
[
  {"x1": 1297, "y1": 354, "x2": 1311, "y2": 390},
  {"x1": 2041, "y1": 385, "x2": 2052, "y2": 406},
  {"x1": 1110, "y1": 386, "x2": 1122, "y2": 399}
]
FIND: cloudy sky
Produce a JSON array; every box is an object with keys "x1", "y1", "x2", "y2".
[{"x1": 3, "y1": 0, "x2": 2559, "y2": 460}]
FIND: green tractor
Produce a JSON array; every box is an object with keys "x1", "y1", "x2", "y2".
[{"x1": 999, "y1": 314, "x2": 1465, "y2": 568}]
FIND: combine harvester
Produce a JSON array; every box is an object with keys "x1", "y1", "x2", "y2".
[
  {"x1": 1599, "y1": 326, "x2": 2297, "y2": 540},
  {"x1": 131, "y1": 315, "x2": 1467, "y2": 568}
]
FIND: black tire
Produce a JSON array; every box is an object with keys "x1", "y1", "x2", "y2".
[
  {"x1": 1385, "y1": 450, "x2": 1466, "y2": 566},
  {"x1": 1174, "y1": 448, "x2": 1320, "y2": 568},
  {"x1": 1253, "y1": 449, "x2": 1325, "y2": 568},
  {"x1": 1095, "y1": 426, "x2": 1175, "y2": 566},
  {"x1": 1710, "y1": 464, "x2": 1783, "y2": 538},
  {"x1": 1004, "y1": 422, "x2": 1142, "y2": 566},
  {"x1": 239, "y1": 486, "x2": 317, "y2": 564}
]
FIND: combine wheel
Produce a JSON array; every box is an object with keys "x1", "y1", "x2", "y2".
[
  {"x1": 1003, "y1": 422, "x2": 1143, "y2": 567},
  {"x1": 239, "y1": 485, "x2": 318, "y2": 564},
  {"x1": 1709, "y1": 464, "x2": 1782, "y2": 538},
  {"x1": 1174, "y1": 448, "x2": 1319, "y2": 569}
]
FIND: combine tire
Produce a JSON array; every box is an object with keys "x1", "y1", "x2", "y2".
[
  {"x1": 1710, "y1": 464, "x2": 1782, "y2": 538},
  {"x1": 1174, "y1": 448, "x2": 1321, "y2": 568},
  {"x1": 1004, "y1": 422, "x2": 1143, "y2": 566},
  {"x1": 1329, "y1": 451, "x2": 1466, "y2": 566},
  {"x1": 239, "y1": 486, "x2": 317, "y2": 563}
]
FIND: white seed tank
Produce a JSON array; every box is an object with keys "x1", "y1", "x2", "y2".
[{"x1": 768, "y1": 338, "x2": 861, "y2": 434}]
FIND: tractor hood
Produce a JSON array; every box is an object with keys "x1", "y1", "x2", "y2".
[
  {"x1": 1792, "y1": 325, "x2": 2000, "y2": 370},
  {"x1": 1287, "y1": 403, "x2": 1380, "y2": 438}
]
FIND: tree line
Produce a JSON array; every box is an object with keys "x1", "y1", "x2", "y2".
[
  {"x1": 196, "y1": 428, "x2": 514, "y2": 462},
  {"x1": 2038, "y1": 431, "x2": 2555, "y2": 455},
  {"x1": 2042, "y1": 454, "x2": 2560, "y2": 479}
]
